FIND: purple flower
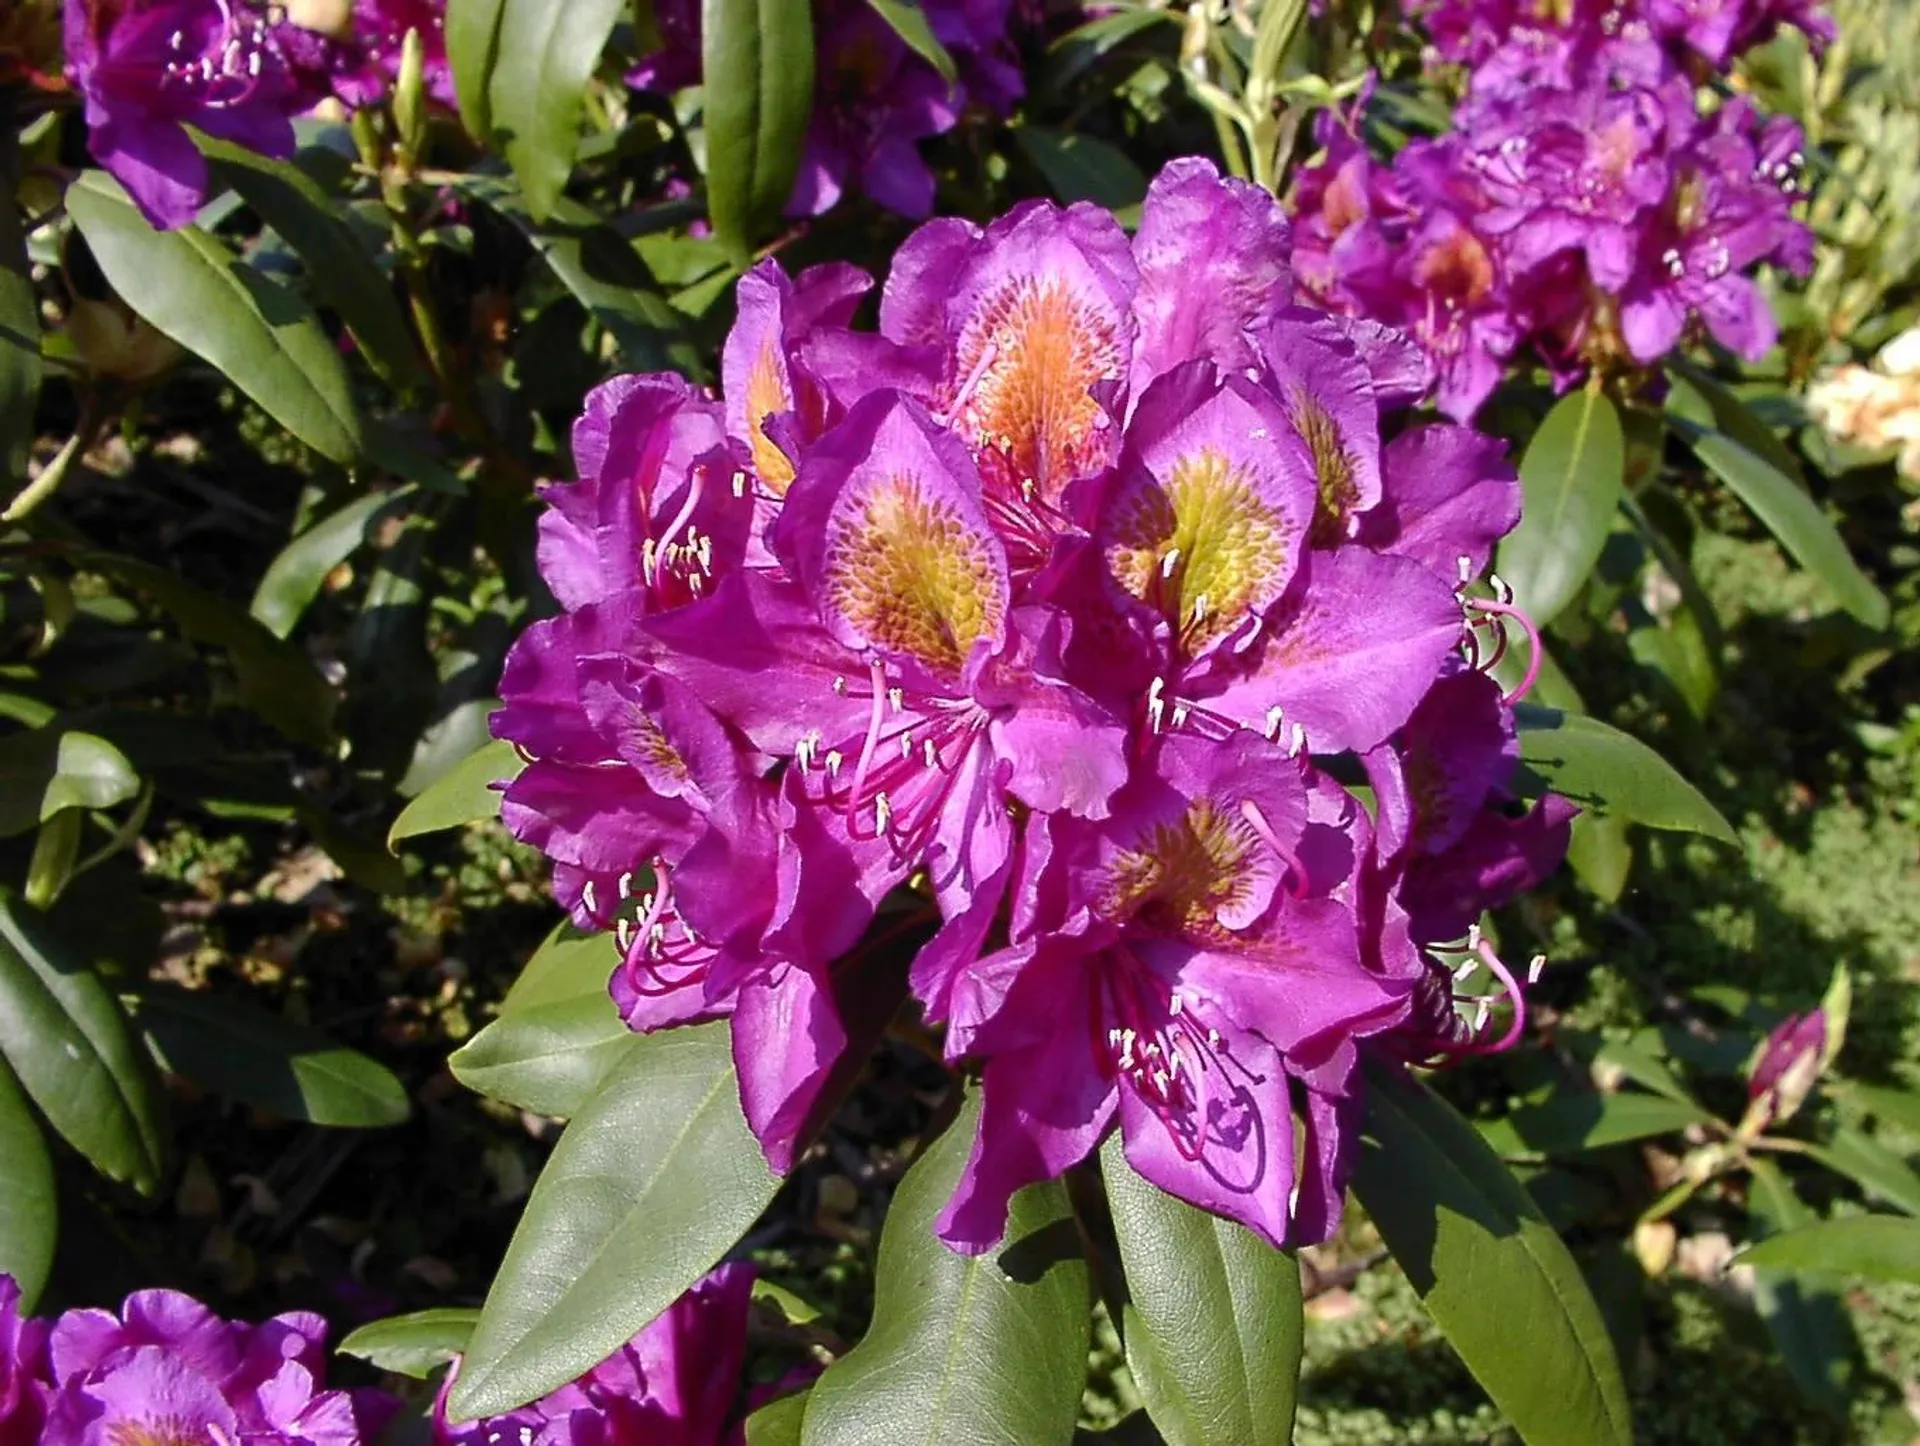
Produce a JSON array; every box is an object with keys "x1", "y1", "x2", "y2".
[
  {"x1": 437, "y1": 1264, "x2": 756, "y2": 1446},
  {"x1": 65, "y1": 0, "x2": 310, "y2": 229},
  {"x1": 36, "y1": 1288, "x2": 396, "y2": 1446},
  {"x1": 937, "y1": 733, "x2": 1410, "y2": 1251},
  {"x1": 0, "y1": 1276, "x2": 49, "y2": 1446}
]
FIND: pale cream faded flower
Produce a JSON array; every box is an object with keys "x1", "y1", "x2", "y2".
[{"x1": 1806, "y1": 324, "x2": 1920, "y2": 479}]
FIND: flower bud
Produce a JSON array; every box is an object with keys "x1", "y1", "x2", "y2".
[
  {"x1": 1743, "y1": 964, "x2": 1851, "y2": 1134},
  {"x1": 1632, "y1": 1219, "x2": 1676, "y2": 1278},
  {"x1": 393, "y1": 26, "x2": 429, "y2": 160}
]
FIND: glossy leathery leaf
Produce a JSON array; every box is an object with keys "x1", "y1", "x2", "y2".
[{"x1": 1515, "y1": 705, "x2": 1738, "y2": 846}]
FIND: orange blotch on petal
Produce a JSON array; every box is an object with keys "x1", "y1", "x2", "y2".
[
  {"x1": 746, "y1": 341, "x2": 796, "y2": 495},
  {"x1": 955, "y1": 276, "x2": 1122, "y2": 497}
]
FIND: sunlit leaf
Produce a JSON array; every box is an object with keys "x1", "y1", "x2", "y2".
[
  {"x1": 1739, "y1": 1214, "x2": 1920, "y2": 1286},
  {"x1": 1353, "y1": 1060, "x2": 1633, "y2": 1446},
  {"x1": 703, "y1": 0, "x2": 814, "y2": 257},
  {"x1": 338, "y1": 1308, "x2": 480, "y2": 1379},
  {"x1": 1498, "y1": 386, "x2": 1626, "y2": 626},
  {"x1": 449, "y1": 992, "x2": 637, "y2": 1118},
  {"x1": 0, "y1": 1056, "x2": 55, "y2": 1307},
  {"x1": 1515, "y1": 705, "x2": 1738, "y2": 846},
  {"x1": 447, "y1": 1022, "x2": 780, "y2": 1420},
  {"x1": 388, "y1": 737, "x2": 521, "y2": 846}
]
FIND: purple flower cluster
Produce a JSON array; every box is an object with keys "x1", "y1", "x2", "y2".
[
  {"x1": 631, "y1": 0, "x2": 1022, "y2": 217},
  {"x1": 1289, "y1": 0, "x2": 1820, "y2": 418},
  {"x1": 63, "y1": 0, "x2": 452, "y2": 231},
  {"x1": 436, "y1": 1264, "x2": 758, "y2": 1446},
  {"x1": 493, "y1": 157, "x2": 1572, "y2": 1254},
  {"x1": 0, "y1": 1275, "x2": 397, "y2": 1446},
  {"x1": 64, "y1": 0, "x2": 314, "y2": 229}
]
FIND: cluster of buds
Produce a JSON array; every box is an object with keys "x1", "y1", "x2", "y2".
[
  {"x1": 493, "y1": 158, "x2": 1574, "y2": 1253},
  {"x1": 1287, "y1": 0, "x2": 1822, "y2": 418}
]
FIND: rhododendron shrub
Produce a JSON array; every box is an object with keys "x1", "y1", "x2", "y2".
[{"x1": 4, "y1": 0, "x2": 1897, "y2": 1438}]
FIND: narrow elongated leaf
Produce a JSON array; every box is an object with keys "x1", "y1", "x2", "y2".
[
  {"x1": 388, "y1": 737, "x2": 521, "y2": 845},
  {"x1": 1100, "y1": 1137, "x2": 1301, "y2": 1446},
  {"x1": 447, "y1": 1022, "x2": 781, "y2": 1420},
  {"x1": 0, "y1": 123, "x2": 40, "y2": 488},
  {"x1": 1669, "y1": 408, "x2": 1887, "y2": 628},
  {"x1": 338, "y1": 1308, "x2": 480, "y2": 1378},
  {"x1": 0, "y1": 727, "x2": 140, "y2": 837},
  {"x1": 67, "y1": 172, "x2": 363, "y2": 464},
  {"x1": 449, "y1": 994, "x2": 637, "y2": 1118},
  {"x1": 126, "y1": 985, "x2": 410, "y2": 1128},
  {"x1": 703, "y1": 0, "x2": 815, "y2": 257},
  {"x1": 0, "y1": 1056, "x2": 55, "y2": 1307},
  {"x1": 1015, "y1": 127, "x2": 1149, "y2": 211},
  {"x1": 0, "y1": 894, "x2": 167, "y2": 1194},
  {"x1": 1498, "y1": 386, "x2": 1625, "y2": 626},
  {"x1": 198, "y1": 136, "x2": 426, "y2": 394},
  {"x1": 1746, "y1": 1159, "x2": 1852, "y2": 1416},
  {"x1": 85, "y1": 552, "x2": 336, "y2": 747},
  {"x1": 483, "y1": 0, "x2": 628, "y2": 218},
  {"x1": 864, "y1": 0, "x2": 956, "y2": 80},
  {"x1": 1835, "y1": 1082, "x2": 1920, "y2": 1136},
  {"x1": 1806, "y1": 1127, "x2": 1920, "y2": 1218},
  {"x1": 1738, "y1": 1215, "x2": 1920, "y2": 1285},
  {"x1": 1665, "y1": 366, "x2": 1804, "y2": 483},
  {"x1": 1480, "y1": 1091, "x2": 1707, "y2": 1158},
  {"x1": 251, "y1": 488, "x2": 412, "y2": 639},
  {"x1": 801, "y1": 1092, "x2": 1090, "y2": 1446},
  {"x1": 1585, "y1": 1033, "x2": 1695, "y2": 1107},
  {"x1": 1515, "y1": 705, "x2": 1738, "y2": 846},
  {"x1": 1353, "y1": 1060, "x2": 1633, "y2": 1446},
  {"x1": 446, "y1": 0, "x2": 509, "y2": 139}
]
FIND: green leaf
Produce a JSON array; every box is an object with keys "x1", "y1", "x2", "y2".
[
  {"x1": 1479, "y1": 1091, "x2": 1708, "y2": 1158},
  {"x1": 1746, "y1": 1159, "x2": 1853, "y2": 1416},
  {"x1": 1100, "y1": 1137, "x2": 1301, "y2": 1446},
  {"x1": 0, "y1": 727, "x2": 140, "y2": 838},
  {"x1": 1515, "y1": 705, "x2": 1738, "y2": 846},
  {"x1": 489, "y1": 193, "x2": 704, "y2": 378},
  {"x1": 448, "y1": 1022, "x2": 781, "y2": 1420},
  {"x1": 1805, "y1": 1126, "x2": 1920, "y2": 1218},
  {"x1": 0, "y1": 893, "x2": 168, "y2": 1194},
  {"x1": 0, "y1": 124, "x2": 41, "y2": 489},
  {"x1": 745, "y1": 1390, "x2": 811, "y2": 1446},
  {"x1": 1497, "y1": 386, "x2": 1626, "y2": 627},
  {"x1": 337, "y1": 1308, "x2": 480, "y2": 1379},
  {"x1": 1584, "y1": 1032, "x2": 1696, "y2": 1107},
  {"x1": 1834, "y1": 1082, "x2": 1920, "y2": 1137},
  {"x1": 1567, "y1": 812, "x2": 1632, "y2": 903},
  {"x1": 126, "y1": 984, "x2": 410, "y2": 1128},
  {"x1": 863, "y1": 0, "x2": 956, "y2": 81},
  {"x1": 449, "y1": 993, "x2": 637, "y2": 1118},
  {"x1": 1665, "y1": 365, "x2": 1804, "y2": 485},
  {"x1": 1352, "y1": 1060, "x2": 1633, "y2": 1446},
  {"x1": 446, "y1": 0, "x2": 509, "y2": 140},
  {"x1": 251, "y1": 488, "x2": 413, "y2": 639},
  {"x1": 1015, "y1": 127, "x2": 1150, "y2": 212},
  {"x1": 1668, "y1": 401, "x2": 1887, "y2": 629},
  {"x1": 800, "y1": 1090, "x2": 1090, "y2": 1446},
  {"x1": 198, "y1": 136, "x2": 427, "y2": 395},
  {"x1": 1738, "y1": 1215, "x2": 1920, "y2": 1286},
  {"x1": 388, "y1": 737, "x2": 521, "y2": 846},
  {"x1": 502, "y1": 922, "x2": 625, "y2": 1014},
  {"x1": 702, "y1": 0, "x2": 815, "y2": 258},
  {"x1": 0, "y1": 1055, "x2": 56, "y2": 1308},
  {"x1": 481, "y1": 0, "x2": 628, "y2": 219},
  {"x1": 85, "y1": 552, "x2": 337, "y2": 747},
  {"x1": 66, "y1": 172, "x2": 363, "y2": 465}
]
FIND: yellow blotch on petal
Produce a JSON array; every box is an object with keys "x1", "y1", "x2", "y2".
[
  {"x1": 107, "y1": 1421, "x2": 211, "y2": 1446},
  {"x1": 1102, "y1": 799, "x2": 1260, "y2": 938},
  {"x1": 955, "y1": 276, "x2": 1121, "y2": 496},
  {"x1": 1106, "y1": 446, "x2": 1293, "y2": 655},
  {"x1": 1291, "y1": 389, "x2": 1359, "y2": 546},
  {"x1": 746, "y1": 342, "x2": 796, "y2": 496},
  {"x1": 826, "y1": 476, "x2": 1006, "y2": 674}
]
